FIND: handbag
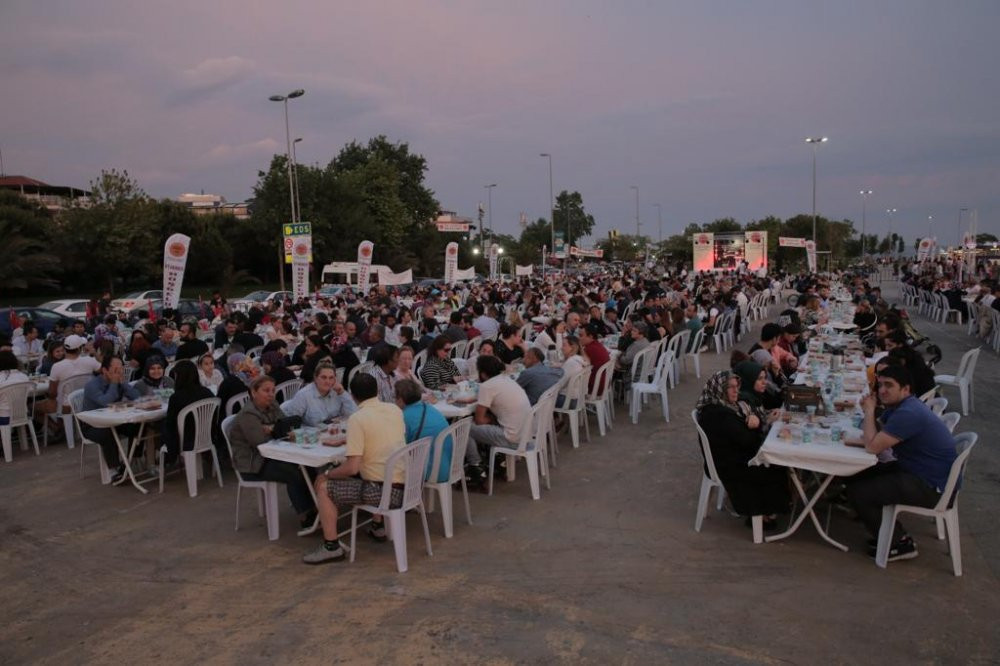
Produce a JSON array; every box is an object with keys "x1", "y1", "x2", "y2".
[
  {"x1": 272, "y1": 414, "x2": 304, "y2": 439},
  {"x1": 782, "y1": 385, "x2": 825, "y2": 414}
]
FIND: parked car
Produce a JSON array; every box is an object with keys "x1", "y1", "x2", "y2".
[
  {"x1": 38, "y1": 299, "x2": 91, "y2": 319},
  {"x1": 230, "y1": 290, "x2": 293, "y2": 308},
  {"x1": 0, "y1": 307, "x2": 70, "y2": 337},
  {"x1": 111, "y1": 290, "x2": 163, "y2": 312},
  {"x1": 120, "y1": 299, "x2": 213, "y2": 326}
]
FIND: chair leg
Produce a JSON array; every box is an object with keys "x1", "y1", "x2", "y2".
[
  {"x1": 487, "y1": 448, "x2": 496, "y2": 496},
  {"x1": 349, "y1": 508, "x2": 360, "y2": 563},
  {"x1": 235, "y1": 485, "x2": 243, "y2": 532},
  {"x1": 874, "y1": 506, "x2": 897, "y2": 568},
  {"x1": 751, "y1": 516, "x2": 763, "y2": 544},
  {"x1": 419, "y1": 504, "x2": 433, "y2": 557},
  {"x1": 630, "y1": 389, "x2": 640, "y2": 424},
  {"x1": 211, "y1": 449, "x2": 224, "y2": 488},
  {"x1": 695, "y1": 476, "x2": 711, "y2": 532},
  {"x1": 62, "y1": 414, "x2": 76, "y2": 449},
  {"x1": 25, "y1": 424, "x2": 39, "y2": 456},
  {"x1": 388, "y1": 513, "x2": 409, "y2": 573},
  {"x1": 569, "y1": 412, "x2": 580, "y2": 448},
  {"x1": 158, "y1": 448, "x2": 166, "y2": 493},
  {"x1": 525, "y1": 453, "x2": 541, "y2": 500},
  {"x1": 694, "y1": 355, "x2": 701, "y2": 379},
  {"x1": 426, "y1": 486, "x2": 436, "y2": 513},
  {"x1": 184, "y1": 452, "x2": 199, "y2": 497},
  {"x1": 460, "y1": 478, "x2": 473, "y2": 525},
  {"x1": 438, "y1": 485, "x2": 454, "y2": 538},
  {"x1": 582, "y1": 409, "x2": 591, "y2": 442},
  {"x1": 660, "y1": 390, "x2": 670, "y2": 422},
  {"x1": 960, "y1": 382, "x2": 969, "y2": 416},
  {"x1": 264, "y1": 483, "x2": 280, "y2": 541},
  {"x1": 944, "y1": 511, "x2": 962, "y2": 576},
  {"x1": 595, "y1": 404, "x2": 607, "y2": 436},
  {"x1": 1, "y1": 426, "x2": 11, "y2": 463}
]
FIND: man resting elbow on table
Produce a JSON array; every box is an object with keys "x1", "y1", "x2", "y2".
[
  {"x1": 848, "y1": 365, "x2": 957, "y2": 562},
  {"x1": 80, "y1": 356, "x2": 141, "y2": 485},
  {"x1": 303, "y1": 373, "x2": 406, "y2": 565}
]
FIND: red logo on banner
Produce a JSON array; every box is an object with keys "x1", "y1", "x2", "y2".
[
  {"x1": 168, "y1": 242, "x2": 187, "y2": 258},
  {"x1": 750, "y1": 232, "x2": 762, "y2": 243},
  {"x1": 294, "y1": 243, "x2": 309, "y2": 256},
  {"x1": 360, "y1": 245, "x2": 372, "y2": 258},
  {"x1": 697, "y1": 234, "x2": 709, "y2": 244},
  {"x1": 447, "y1": 245, "x2": 457, "y2": 255}
]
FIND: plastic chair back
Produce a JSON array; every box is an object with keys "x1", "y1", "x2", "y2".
[
  {"x1": 688, "y1": 328, "x2": 705, "y2": 355},
  {"x1": 649, "y1": 351, "x2": 672, "y2": 389},
  {"x1": 348, "y1": 361, "x2": 374, "y2": 388},
  {"x1": 220, "y1": 415, "x2": 244, "y2": 481},
  {"x1": 378, "y1": 437, "x2": 433, "y2": 512},
  {"x1": 177, "y1": 397, "x2": 220, "y2": 455},
  {"x1": 587, "y1": 359, "x2": 614, "y2": 401},
  {"x1": 927, "y1": 397, "x2": 948, "y2": 415},
  {"x1": 957, "y1": 347, "x2": 980, "y2": 381},
  {"x1": 939, "y1": 412, "x2": 961, "y2": 433},
  {"x1": 413, "y1": 349, "x2": 428, "y2": 377},
  {"x1": 246, "y1": 346, "x2": 263, "y2": 360},
  {"x1": 0, "y1": 382, "x2": 33, "y2": 425},
  {"x1": 275, "y1": 379, "x2": 302, "y2": 403},
  {"x1": 628, "y1": 345, "x2": 657, "y2": 386},
  {"x1": 935, "y1": 432, "x2": 977, "y2": 510},
  {"x1": 465, "y1": 337, "x2": 482, "y2": 359},
  {"x1": 450, "y1": 340, "x2": 468, "y2": 359},
  {"x1": 225, "y1": 392, "x2": 250, "y2": 418},
  {"x1": 59, "y1": 373, "x2": 92, "y2": 405},
  {"x1": 692, "y1": 409, "x2": 722, "y2": 485},
  {"x1": 428, "y1": 416, "x2": 472, "y2": 484}
]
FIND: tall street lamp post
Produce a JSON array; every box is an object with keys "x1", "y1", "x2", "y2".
[
  {"x1": 886, "y1": 208, "x2": 897, "y2": 258},
  {"x1": 484, "y1": 183, "x2": 497, "y2": 249},
  {"x1": 957, "y1": 207, "x2": 968, "y2": 248},
  {"x1": 652, "y1": 203, "x2": 663, "y2": 248},
  {"x1": 805, "y1": 137, "x2": 828, "y2": 247},
  {"x1": 860, "y1": 189, "x2": 873, "y2": 258},
  {"x1": 292, "y1": 137, "x2": 303, "y2": 224},
  {"x1": 630, "y1": 185, "x2": 640, "y2": 259},
  {"x1": 268, "y1": 88, "x2": 305, "y2": 291},
  {"x1": 539, "y1": 153, "x2": 555, "y2": 270}
]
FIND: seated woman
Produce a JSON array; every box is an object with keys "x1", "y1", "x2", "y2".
[
  {"x1": 300, "y1": 334, "x2": 333, "y2": 384},
  {"x1": 695, "y1": 370, "x2": 790, "y2": 525},
  {"x1": 125, "y1": 330, "x2": 152, "y2": 370},
  {"x1": 228, "y1": 375, "x2": 315, "y2": 527},
  {"x1": 393, "y1": 345, "x2": 421, "y2": 386},
  {"x1": 532, "y1": 319, "x2": 565, "y2": 356},
  {"x1": 37, "y1": 341, "x2": 65, "y2": 376},
  {"x1": 262, "y1": 350, "x2": 296, "y2": 385},
  {"x1": 197, "y1": 353, "x2": 224, "y2": 392},
  {"x1": 281, "y1": 361, "x2": 356, "y2": 426},
  {"x1": 160, "y1": 360, "x2": 214, "y2": 467},
  {"x1": 217, "y1": 353, "x2": 251, "y2": 414},
  {"x1": 732, "y1": 359, "x2": 783, "y2": 415},
  {"x1": 420, "y1": 335, "x2": 461, "y2": 390},
  {"x1": 133, "y1": 356, "x2": 175, "y2": 397},
  {"x1": 395, "y1": 379, "x2": 452, "y2": 482}
]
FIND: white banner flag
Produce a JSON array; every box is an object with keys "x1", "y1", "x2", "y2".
[
  {"x1": 291, "y1": 235, "x2": 311, "y2": 300},
  {"x1": 515, "y1": 264, "x2": 533, "y2": 276},
  {"x1": 692, "y1": 232, "x2": 714, "y2": 271},
  {"x1": 454, "y1": 266, "x2": 476, "y2": 281},
  {"x1": 917, "y1": 238, "x2": 933, "y2": 263},
  {"x1": 378, "y1": 268, "x2": 413, "y2": 286},
  {"x1": 569, "y1": 246, "x2": 605, "y2": 258},
  {"x1": 488, "y1": 243, "x2": 499, "y2": 280},
  {"x1": 357, "y1": 240, "x2": 374, "y2": 293},
  {"x1": 805, "y1": 240, "x2": 817, "y2": 273},
  {"x1": 162, "y1": 233, "x2": 191, "y2": 309},
  {"x1": 778, "y1": 236, "x2": 807, "y2": 248},
  {"x1": 444, "y1": 242, "x2": 459, "y2": 285}
]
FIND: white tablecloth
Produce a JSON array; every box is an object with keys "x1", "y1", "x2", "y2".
[
  {"x1": 750, "y1": 419, "x2": 876, "y2": 477},
  {"x1": 430, "y1": 400, "x2": 476, "y2": 420},
  {"x1": 76, "y1": 404, "x2": 168, "y2": 428},
  {"x1": 258, "y1": 441, "x2": 347, "y2": 467}
]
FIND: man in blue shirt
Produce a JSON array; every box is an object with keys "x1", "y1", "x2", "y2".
[
  {"x1": 516, "y1": 347, "x2": 564, "y2": 405},
  {"x1": 81, "y1": 356, "x2": 141, "y2": 484},
  {"x1": 395, "y1": 379, "x2": 452, "y2": 482},
  {"x1": 281, "y1": 362, "x2": 356, "y2": 426},
  {"x1": 848, "y1": 364, "x2": 958, "y2": 562}
]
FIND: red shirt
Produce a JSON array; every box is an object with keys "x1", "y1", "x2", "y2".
[
  {"x1": 466, "y1": 326, "x2": 482, "y2": 340},
  {"x1": 584, "y1": 340, "x2": 611, "y2": 394}
]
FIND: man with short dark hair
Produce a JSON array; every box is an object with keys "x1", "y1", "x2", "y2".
[
  {"x1": 443, "y1": 311, "x2": 468, "y2": 343},
  {"x1": 303, "y1": 373, "x2": 406, "y2": 565},
  {"x1": 175, "y1": 322, "x2": 209, "y2": 361},
  {"x1": 579, "y1": 323, "x2": 610, "y2": 394},
  {"x1": 848, "y1": 365, "x2": 958, "y2": 562},
  {"x1": 516, "y1": 347, "x2": 563, "y2": 405},
  {"x1": 468, "y1": 354, "x2": 531, "y2": 475},
  {"x1": 364, "y1": 323, "x2": 391, "y2": 362},
  {"x1": 214, "y1": 319, "x2": 238, "y2": 349}
]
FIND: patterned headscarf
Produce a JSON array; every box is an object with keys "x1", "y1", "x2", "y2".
[{"x1": 695, "y1": 370, "x2": 741, "y2": 415}]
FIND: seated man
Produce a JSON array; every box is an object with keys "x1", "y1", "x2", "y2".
[
  {"x1": 175, "y1": 322, "x2": 209, "y2": 361},
  {"x1": 303, "y1": 373, "x2": 406, "y2": 564},
  {"x1": 151, "y1": 325, "x2": 179, "y2": 360},
  {"x1": 468, "y1": 355, "x2": 531, "y2": 481},
  {"x1": 847, "y1": 365, "x2": 957, "y2": 562},
  {"x1": 80, "y1": 356, "x2": 141, "y2": 483},
  {"x1": 615, "y1": 321, "x2": 650, "y2": 373},
  {"x1": 395, "y1": 378, "x2": 452, "y2": 482},
  {"x1": 516, "y1": 347, "x2": 564, "y2": 405}
]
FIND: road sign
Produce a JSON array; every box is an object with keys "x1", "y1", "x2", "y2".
[{"x1": 283, "y1": 222, "x2": 312, "y2": 237}]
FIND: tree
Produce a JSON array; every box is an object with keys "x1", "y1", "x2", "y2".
[
  {"x1": 553, "y1": 190, "x2": 596, "y2": 248},
  {"x1": 595, "y1": 234, "x2": 649, "y2": 262},
  {"x1": 0, "y1": 190, "x2": 61, "y2": 294},
  {"x1": 514, "y1": 218, "x2": 552, "y2": 265},
  {"x1": 977, "y1": 233, "x2": 998, "y2": 244},
  {"x1": 702, "y1": 217, "x2": 742, "y2": 233}
]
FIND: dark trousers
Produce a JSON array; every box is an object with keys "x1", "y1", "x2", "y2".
[
  {"x1": 846, "y1": 462, "x2": 941, "y2": 544},
  {"x1": 81, "y1": 423, "x2": 141, "y2": 468},
  {"x1": 243, "y1": 460, "x2": 315, "y2": 515}
]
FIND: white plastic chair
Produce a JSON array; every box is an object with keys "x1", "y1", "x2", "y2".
[
  {"x1": 630, "y1": 352, "x2": 671, "y2": 424},
  {"x1": 412, "y1": 349, "x2": 428, "y2": 377},
  {"x1": 685, "y1": 328, "x2": 706, "y2": 379},
  {"x1": 0, "y1": 382, "x2": 39, "y2": 462},
  {"x1": 225, "y1": 392, "x2": 250, "y2": 418},
  {"x1": 464, "y1": 336, "x2": 482, "y2": 359},
  {"x1": 875, "y1": 432, "x2": 977, "y2": 576},
  {"x1": 934, "y1": 347, "x2": 979, "y2": 416},
  {"x1": 663, "y1": 332, "x2": 684, "y2": 388},
  {"x1": 44, "y1": 372, "x2": 91, "y2": 449},
  {"x1": 712, "y1": 312, "x2": 732, "y2": 354},
  {"x1": 68, "y1": 388, "x2": 112, "y2": 484},
  {"x1": 245, "y1": 345, "x2": 264, "y2": 361},
  {"x1": 449, "y1": 340, "x2": 468, "y2": 359},
  {"x1": 349, "y1": 437, "x2": 434, "y2": 573},
  {"x1": 584, "y1": 360, "x2": 615, "y2": 437},
  {"x1": 692, "y1": 409, "x2": 763, "y2": 543},
  {"x1": 347, "y1": 361, "x2": 374, "y2": 388},
  {"x1": 939, "y1": 412, "x2": 961, "y2": 433},
  {"x1": 926, "y1": 397, "x2": 948, "y2": 416},
  {"x1": 939, "y1": 294, "x2": 963, "y2": 325},
  {"x1": 487, "y1": 396, "x2": 553, "y2": 500},
  {"x1": 553, "y1": 370, "x2": 588, "y2": 448},
  {"x1": 624, "y1": 345, "x2": 657, "y2": 411},
  {"x1": 424, "y1": 417, "x2": 473, "y2": 538},
  {"x1": 221, "y1": 415, "x2": 280, "y2": 540},
  {"x1": 274, "y1": 378, "x2": 302, "y2": 403},
  {"x1": 158, "y1": 397, "x2": 223, "y2": 497},
  {"x1": 965, "y1": 302, "x2": 978, "y2": 337}
]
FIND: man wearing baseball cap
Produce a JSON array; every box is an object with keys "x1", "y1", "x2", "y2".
[{"x1": 36, "y1": 334, "x2": 100, "y2": 439}]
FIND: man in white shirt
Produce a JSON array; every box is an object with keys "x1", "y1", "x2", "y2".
[
  {"x1": 12, "y1": 323, "x2": 43, "y2": 359},
  {"x1": 471, "y1": 303, "x2": 500, "y2": 341},
  {"x1": 468, "y1": 354, "x2": 531, "y2": 476},
  {"x1": 36, "y1": 334, "x2": 100, "y2": 433}
]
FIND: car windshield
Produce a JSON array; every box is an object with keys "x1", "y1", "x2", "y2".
[
  {"x1": 241, "y1": 291, "x2": 269, "y2": 301},
  {"x1": 39, "y1": 301, "x2": 67, "y2": 310},
  {"x1": 121, "y1": 291, "x2": 144, "y2": 299}
]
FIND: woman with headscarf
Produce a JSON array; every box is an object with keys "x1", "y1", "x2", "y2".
[
  {"x1": 732, "y1": 359, "x2": 783, "y2": 413},
  {"x1": 217, "y1": 352, "x2": 251, "y2": 413},
  {"x1": 696, "y1": 370, "x2": 790, "y2": 523},
  {"x1": 261, "y1": 350, "x2": 296, "y2": 385},
  {"x1": 133, "y1": 356, "x2": 175, "y2": 397}
]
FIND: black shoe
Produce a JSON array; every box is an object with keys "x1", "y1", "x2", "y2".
[
  {"x1": 110, "y1": 464, "x2": 128, "y2": 485},
  {"x1": 367, "y1": 522, "x2": 387, "y2": 542},
  {"x1": 868, "y1": 536, "x2": 918, "y2": 561},
  {"x1": 299, "y1": 510, "x2": 318, "y2": 530}
]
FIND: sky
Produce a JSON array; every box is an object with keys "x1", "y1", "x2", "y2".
[{"x1": 3, "y1": 0, "x2": 999, "y2": 251}]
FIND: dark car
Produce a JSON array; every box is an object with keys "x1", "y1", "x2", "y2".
[
  {"x1": 0, "y1": 307, "x2": 73, "y2": 338},
  {"x1": 121, "y1": 299, "x2": 213, "y2": 327}
]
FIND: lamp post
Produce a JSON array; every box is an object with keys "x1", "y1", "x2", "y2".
[
  {"x1": 539, "y1": 153, "x2": 554, "y2": 269},
  {"x1": 859, "y1": 189, "x2": 873, "y2": 258},
  {"x1": 630, "y1": 186, "x2": 640, "y2": 259},
  {"x1": 268, "y1": 88, "x2": 304, "y2": 292},
  {"x1": 292, "y1": 137, "x2": 303, "y2": 224},
  {"x1": 886, "y1": 208, "x2": 897, "y2": 257},
  {"x1": 484, "y1": 183, "x2": 497, "y2": 248},
  {"x1": 652, "y1": 203, "x2": 663, "y2": 248},
  {"x1": 805, "y1": 137, "x2": 828, "y2": 247},
  {"x1": 957, "y1": 207, "x2": 968, "y2": 248}
]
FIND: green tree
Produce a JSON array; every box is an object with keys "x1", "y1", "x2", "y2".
[
  {"x1": 514, "y1": 218, "x2": 552, "y2": 265},
  {"x1": 977, "y1": 233, "x2": 998, "y2": 244},
  {"x1": 0, "y1": 189, "x2": 61, "y2": 294},
  {"x1": 702, "y1": 217, "x2": 742, "y2": 233},
  {"x1": 553, "y1": 190, "x2": 596, "y2": 247}
]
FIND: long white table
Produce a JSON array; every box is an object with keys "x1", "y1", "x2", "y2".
[
  {"x1": 258, "y1": 439, "x2": 347, "y2": 536},
  {"x1": 76, "y1": 403, "x2": 168, "y2": 493}
]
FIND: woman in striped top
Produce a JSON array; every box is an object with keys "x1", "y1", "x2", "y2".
[{"x1": 419, "y1": 335, "x2": 461, "y2": 390}]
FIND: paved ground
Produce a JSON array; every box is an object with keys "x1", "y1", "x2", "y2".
[{"x1": 2, "y1": 281, "x2": 999, "y2": 664}]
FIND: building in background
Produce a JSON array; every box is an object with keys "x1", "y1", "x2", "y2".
[
  {"x1": 0, "y1": 175, "x2": 90, "y2": 212},
  {"x1": 175, "y1": 192, "x2": 252, "y2": 219}
]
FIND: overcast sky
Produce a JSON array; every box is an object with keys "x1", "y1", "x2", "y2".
[{"x1": 3, "y1": 0, "x2": 998, "y2": 249}]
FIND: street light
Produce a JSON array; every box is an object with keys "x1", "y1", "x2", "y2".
[
  {"x1": 652, "y1": 203, "x2": 663, "y2": 248},
  {"x1": 805, "y1": 137, "x2": 828, "y2": 247},
  {"x1": 860, "y1": 189, "x2": 873, "y2": 258},
  {"x1": 539, "y1": 153, "x2": 554, "y2": 268},
  {"x1": 268, "y1": 88, "x2": 304, "y2": 292},
  {"x1": 957, "y1": 207, "x2": 968, "y2": 248},
  {"x1": 292, "y1": 137, "x2": 303, "y2": 224},
  {"x1": 484, "y1": 183, "x2": 497, "y2": 248},
  {"x1": 630, "y1": 185, "x2": 640, "y2": 244},
  {"x1": 886, "y1": 208, "x2": 897, "y2": 257}
]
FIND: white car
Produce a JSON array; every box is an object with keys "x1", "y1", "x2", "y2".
[
  {"x1": 38, "y1": 299, "x2": 90, "y2": 319},
  {"x1": 111, "y1": 290, "x2": 163, "y2": 312},
  {"x1": 231, "y1": 290, "x2": 294, "y2": 308}
]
